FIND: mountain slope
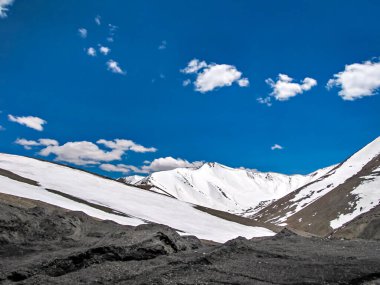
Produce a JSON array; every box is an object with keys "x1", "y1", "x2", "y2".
[
  {"x1": 253, "y1": 137, "x2": 380, "y2": 236},
  {"x1": 331, "y1": 203, "x2": 380, "y2": 240},
  {"x1": 0, "y1": 153, "x2": 274, "y2": 243},
  {"x1": 2, "y1": 193, "x2": 380, "y2": 284},
  {"x1": 126, "y1": 162, "x2": 334, "y2": 215}
]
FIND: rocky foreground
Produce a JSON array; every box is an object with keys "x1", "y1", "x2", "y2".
[{"x1": 1, "y1": 194, "x2": 380, "y2": 285}]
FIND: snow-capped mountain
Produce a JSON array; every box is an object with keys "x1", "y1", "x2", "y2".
[
  {"x1": 253, "y1": 137, "x2": 380, "y2": 236},
  {"x1": 119, "y1": 175, "x2": 145, "y2": 185},
  {"x1": 0, "y1": 154, "x2": 275, "y2": 243},
  {"x1": 124, "y1": 162, "x2": 335, "y2": 215},
  {"x1": 1, "y1": 137, "x2": 378, "y2": 242}
]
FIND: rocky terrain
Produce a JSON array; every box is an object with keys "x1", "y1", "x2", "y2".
[
  {"x1": 331, "y1": 203, "x2": 380, "y2": 240},
  {"x1": 1, "y1": 193, "x2": 380, "y2": 285},
  {"x1": 253, "y1": 139, "x2": 380, "y2": 237}
]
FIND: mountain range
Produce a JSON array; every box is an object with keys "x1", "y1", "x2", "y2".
[
  {"x1": 120, "y1": 163, "x2": 335, "y2": 216},
  {"x1": 0, "y1": 137, "x2": 379, "y2": 242},
  {"x1": 1, "y1": 137, "x2": 379, "y2": 283},
  {"x1": 121, "y1": 136, "x2": 380, "y2": 238}
]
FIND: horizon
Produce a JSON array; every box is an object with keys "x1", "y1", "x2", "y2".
[
  {"x1": 1, "y1": 0, "x2": 380, "y2": 178},
  {"x1": 2, "y1": 135, "x2": 379, "y2": 179}
]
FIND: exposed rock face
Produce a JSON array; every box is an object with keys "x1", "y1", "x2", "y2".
[
  {"x1": 331, "y1": 204, "x2": 380, "y2": 240},
  {"x1": 253, "y1": 140, "x2": 380, "y2": 237},
  {"x1": 1, "y1": 194, "x2": 380, "y2": 284}
]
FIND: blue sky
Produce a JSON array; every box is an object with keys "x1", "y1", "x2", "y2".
[{"x1": 0, "y1": 0, "x2": 379, "y2": 177}]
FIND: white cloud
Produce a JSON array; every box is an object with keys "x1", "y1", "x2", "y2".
[
  {"x1": 17, "y1": 138, "x2": 156, "y2": 166},
  {"x1": 158, "y1": 40, "x2": 167, "y2": 50},
  {"x1": 95, "y1": 15, "x2": 101, "y2": 26},
  {"x1": 87, "y1": 47, "x2": 96, "y2": 56},
  {"x1": 100, "y1": 157, "x2": 203, "y2": 174},
  {"x1": 8, "y1": 115, "x2": 46, "y2": 131},
  {"x1": 257, "y1": 97, "x2": 272, "y2": 107},
  {"x1": 266, "y1": 74, "x2": 317, "y2": 101},
  {"x1": 0, "y1": 0, "x2": 14, "y2": 18},
  {"x1": 32, "y1": 139, "x2": 157, "y2": 165},
  {"x1": 39, "y1": 141, "x2": 123, "y2": 165},
  {"x1": 271, "y1": 144, "x2": 283, "y2": 150},
  {"x1": 99, "y1": 163, "x2": 135, "y2": 174},
  {"x1": 181, "y1": 59, "x2": 208, "y2": 74},
  {"x1": 195, "y1": 64, "x2": 245, "y2": 93},
  {"x1": 78, "y1": 28, "x2": 87, "y2": 38},
  {"x1": 36, "y1": 139, "x2": 156, "y2": 166},
  {"x1": 39, "y1": 138, "x2": 59, "y2": 146},
  {"x1": 15, "y1": 138, "x2": 58, "y2": 150},
  {"x1": 238, "y1": 78, "x2": 250, "y2": 87},
  {"x1": 181, "y1": 59, "x2": 249, "y2": 93},
  {"x1": 0, "y1": 125, "x2": 5, "y2": 131},
  {"x1": 97, "y1": 139, "x2": 157, "y2": 153},
  {"x1": 107, "y1": 37, "x2": 114, "y2": 43},
  {"x1": 106, "y1": 60, "x2": 125, "y2": 75},
  {"x1": 99, "y1": 45, "x2": 110, "y2": 55},
  {"x1": 327, "y1": 59, "x2": 380, "y2": 101},
  {"x1": 15, "y1": 138, "x2": 40, "y2": 150},
  {"x1": 141, "y1": 157, "x2": 203, "y2": 172}
]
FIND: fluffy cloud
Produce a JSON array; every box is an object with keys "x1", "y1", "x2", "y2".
[
  {"x1": 181, "y1": 59, "x2": 249, "y2": 93},
  {"x1": 100, "y1": 157, "x2": 203, "y2": 174},
  {"x1": 158, "y1": 40, "x2": 167, "y2": 50},
  {"x1": 0, "y1": 0, "x2": 14, "y2": 18},
  {"x1": 27, "y1": 139, "x2": 157, "y2": 166},
  {"x1": 327, "y1": 60, "x2": 380, "y2": 101},
  {"x1": 99, "y1": 163, "x2": 136, "y2": 174},
  {"x1": 97, "y1": 139, "x2": 157, "y2": 153},
  {"x1": 195, "y1": 64, "x2": 242, "y2": 92},
  {"x1": 15, "y1": 138, "x2": 58, "y2": 150},
  {"x1": 99, "y1": 45, "x2": 110, "y2": 55},
  {"x1": 39, "y1": 141, "x2": 122, "y2": 165},
  {"x1": 141, "y1": 157, "x2": 203, "y2": 172},
  {"x1": 15, "y1": 138, "x2": 41, "y2": 150},
  {"x1": 106, "y1": 60, "x2": 125, "y2": 75},
  {"x1": 271, "y1": 144, "x2": 283, "y2": 150},
  {"x1": 181, "y1": 59, "x2": 208, "y2": 74},
  {"x1": 266, "y1": 74, "x2": 317, "y2": 101},
  {"x1": 78, "y1": 28, "x2": 87, "y2": 38},
  {"x1": 8, "y1": 115, "x2": 46, "y2": 131},
  {"x1": 87, "y1": 47, "x2": 96, "y2": 56},
  {"x1": 237, "y1": 78, "x2": 250, "y2": 87},
  {"x1": 39, "y1": 138, "x2": 59, "y2": 146}
]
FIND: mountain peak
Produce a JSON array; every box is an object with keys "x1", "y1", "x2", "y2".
[{"x1": 201, "y1": 162, "x2": 228, "y2": 169}]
